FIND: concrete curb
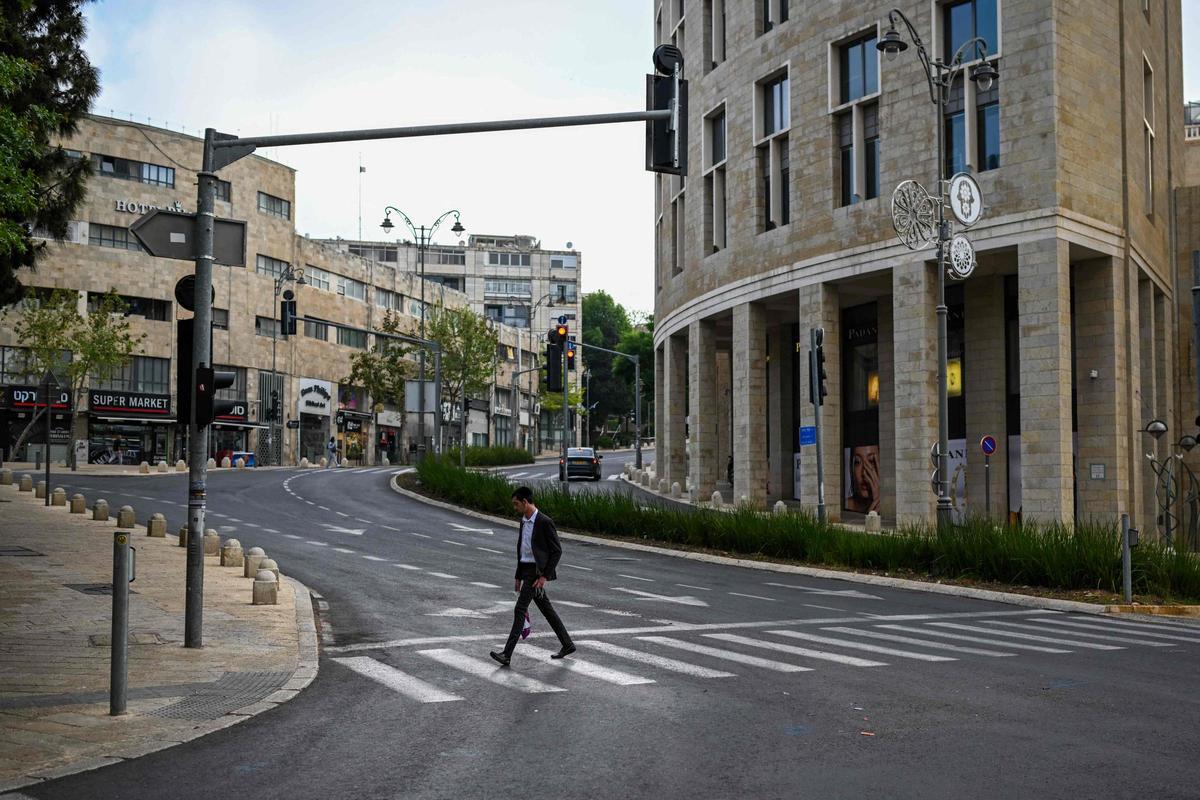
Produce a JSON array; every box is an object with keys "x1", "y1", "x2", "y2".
[
  {"x1": 1104, "y1": 604, "x2": 1200, "y2": 617},
  {"x1": 388, "y1": 474, "x2": 1111, "y2": 616},
  {"x1": 0, "y1": 487, "x2": 320, "y2": 793}
]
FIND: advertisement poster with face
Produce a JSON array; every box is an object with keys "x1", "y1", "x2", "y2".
[{"x1": 844, "y1": 444, "x2": 881, "y2": 514}]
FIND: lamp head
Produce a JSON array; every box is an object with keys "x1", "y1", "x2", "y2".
[
  {"x1": 1144, "y1": 419, "x2": 1168, "y2": 440},
  {"x1": 970, "y1": 59, "x2": 998, "y2": 92},
  {"x1": 450, "y1": 220, "x2": 465, "y2": 235},
  {"x1": 380, "y1": 215, "x2": 394, "y2": 232},
  {"x1": 1180, "y1": 435, "x2": 1198, "y2": 453},
  {"x1": 877, "y1": 25, "x2": 907, "y2": 61},
  {"x1": 295, "y1": 270, "x2": 307, "y2": 286}
]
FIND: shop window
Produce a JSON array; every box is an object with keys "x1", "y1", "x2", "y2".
[{"x1": 841, "y1": 303, "x2": 880, "y2": 515}]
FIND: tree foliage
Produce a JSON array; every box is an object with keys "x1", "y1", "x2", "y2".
[
  {"x1": 0, "y1": 1, "x2": 99, "y2": 307},
  {"x1": 613, "y1": 319, "x2": 654, "y2": 427},
  {"x1": 426, "y1": 303, "x2": 499, "y2": 407},
  {"x1": 342, "y1": 310, "x2": 413, "y2": 413},
  {"x1": 580, "y1": 291, "x2": 632, "y2": 440}
]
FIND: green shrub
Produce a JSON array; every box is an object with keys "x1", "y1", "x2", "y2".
[
  {"x1": 594, "y1": 435, "x2": 615, "y2": 449},
  {"x1": 413, "y1": 458, "x2": 1200, "y2": 603},
  {"x1": 444, "y1": 445, "x2": 535, "y2": 467}
]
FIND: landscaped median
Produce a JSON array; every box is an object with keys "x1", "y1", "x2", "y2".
[
  {"x1": 444, "y1": 444, "x2": 535, "y2": 467},
  {"x1": 410, "y1": 456, "x2": 1200, "y2": 605}
]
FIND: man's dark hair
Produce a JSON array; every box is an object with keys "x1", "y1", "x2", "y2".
[{"x1": 512, "y1": 486, "x2": 534, "y2": 502}]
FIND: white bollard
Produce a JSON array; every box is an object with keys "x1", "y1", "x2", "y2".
[
  {"x1": 253, "y1": 570, "x2": 279, "y2": 605},
  {"x1": 0, "y1": 468, "x2": 12, "y2": 485},
  {"x1": 176, "y1": 459, "x2": 187, "y2": 472},
  {"x1": 670, "y1": 481, "x2": 681, "y2": 499},
  {"x1": 157, "y1": 461, "x2": 168, "y2": 473},
  {"x1": 244, "y1": 546, "x2": 267, "y2": 578},
  {"x1": 711, "y1": 491, "x2": 723, "y2": 507},
  {"x1": 93, "y1": 499, "x2": 109, "y2": 521},
  {"x1": 865, "y1": 510, "x2": 882, "y2": 533},
  {"x1": 207, "y1": 458, "x2": 217, "y2": 469},
  {"x1": 773, "y1": 500, "x2": 787, "y2": 515},
  {"x1": 19, "y1": 474, "x2": 32, "y2": 492},
  {"x1": 70, "y1": 493, "x2": 86, "y2": 513},
  {"x1": 221, "y1": 538, "x2": 244, "y2": 567},
  {"x1": 138, "y1": 461, "x2": 150, "y2": 474},
  {"x1": 381, "y1": 454, "x2": 389, "y2": 466},
  {"x1": 220, "y1": 456, "x2": 232, "y2": 469},
  {"x1": 258, "y1": 557, "x2": 280, "y2": 582},
  {"x1": 300, "y1": 457, "x2": 310, "y2": 469},
  {"x1": 116, "y1": 505, "x2": 136, "y2": 528},
  {"x1": 35, "y1": 480, "x2": 46, "y2": 499},
  {"x1": 319, "y1": 457, "x2": 327, "y2": 468},
  {"x1": 202, "y1": 529, "x2": 221, "y2": 556},
  {"x1": 51, "y1": 487, "x2": 67, "y2": 506},
  {"x1": 235, "y1": 457, "x2": 245, "y2": 470},
  {"x1": 147, "y1": 513, "x2": 167, "y2": 537}
]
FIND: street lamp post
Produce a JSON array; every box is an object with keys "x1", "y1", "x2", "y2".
[
  {"x1": 270, "y1": 265, "x2": 305, "y2": 465},
  {"x1": 877, "y1": 10, "x2": 998, "y2": 529},
  {"x1": 381, "y1": 207, "x2": 465, "y2": 462}
]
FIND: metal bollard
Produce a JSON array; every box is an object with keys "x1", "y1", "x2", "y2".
[
  {"x1": 93, "y1": 499, "x2": 109, "y2": 521},
  {"x1": 70, "y1": 493, "x2": 86, "y2": 513},
  {"x1": 110, "y1": 529, "x2": 133, "y2": 715},
  {"x1": 244, "y1": 546, "x2": 266, "y2": 578}
]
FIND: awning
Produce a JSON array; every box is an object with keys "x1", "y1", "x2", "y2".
[
  {"x1": 213, "y1": 421, "x2": 267, "y2": 430},
  {"x1": 92, "y1": 416, "x2": 177, "y2": 424}
]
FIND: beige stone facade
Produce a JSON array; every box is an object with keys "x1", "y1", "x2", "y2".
[
  {"x1": 1, "y1": 115, "x2": 539, "y2": 466},
  {"x1": 652, "y1": 0, "x2": 1189, "y2": 533}
]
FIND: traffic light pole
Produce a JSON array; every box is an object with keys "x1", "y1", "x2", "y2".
[
  {"x1": 809, "y1": 327, "x2": 826, "y2": 524},
  {"x1": 559, "y1": 339, "x2": 643, "y2": 468},
  {"x1": 185, "y1": 130, "x2": 218, "y2": 649},
  {"x1": 561, "y1": 340, "x2": 570, "y2": 496}
]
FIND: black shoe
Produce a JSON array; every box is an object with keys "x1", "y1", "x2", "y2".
[
  {"x1": 550, "y1": 643, "x2": 576, "y2": 660},
  {"x1": 489, "y1": 651, "x2": 511, "y2": 667}
]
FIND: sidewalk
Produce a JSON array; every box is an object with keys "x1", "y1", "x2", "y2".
[{"x1": 0, "y1": 478, "x2": 318, "y2": 793}]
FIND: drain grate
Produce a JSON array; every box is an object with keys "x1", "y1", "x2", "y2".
[
  {"x1": 0, "y1": 545, "x2": 44, "y2": 557},
  {"x1": 65, "y1": 583, "x2": 137, "y2": 596},
  {"x1": 147, "y1": 671, "x2": 291, "y2": 720}
]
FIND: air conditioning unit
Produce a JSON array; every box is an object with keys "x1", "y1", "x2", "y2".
[{"x1": 336, "y1": 285, "x2": 345, "y2": 296}]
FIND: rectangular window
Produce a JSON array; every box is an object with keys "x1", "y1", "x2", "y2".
[
  {"x1": 672, "y1": 194, "x2": 685, "y2": 274},
  {"x1": 762, "y1": 74, "x2": 790, "y2": 137},
  {"x1": 304, "y1": 265, "x2": 332, "y2": 291},
  {"x1": 976, "y1": 80, "x2": 1000, "y2": 172},
  {"x1": 212, "y1": 365, "x2": 246, "y2": 399},
  {"x1": 93, "y1": 356, "x2": 170, "y2": 394},
  {"x1": 484, "y1": 304, "x2": 530, "y2": 329},
  {"x1": 375, "y1": 288, "x2": 398, "y2": 310},
  {"x1": 779, "y1": 139, "x2": 790, "y2": 225},
  {"x1": 551, "y1": 282, "x2": 578, "y2": 303},
  {"x1": 839, "y1": 33, "x2": 878, "y2": 104},
  {"x1": 90, "y1": 154, "x2": 175, "y2": 188},
  {"x1": 348, "y1": 244, "x2": 398, "y2": 262},
  {"x1": 257, "y1": 191, "x2": 291, "y2": 220},
  {"x1": 88, "y1": 223, "x2": 142, "y2": 251},
  {"x1": 943, "y1": 0, "x2": 998, "y2": 59},
  {"x1": 863, "y1": 103, "x2": 880, "y2": 200},
  {"x1": 705, "y1": 167, "x2": 727, "y2": 252},
  {"x1": 433, "y1": 249, "x2": 466, "y2": 265},
  {"x1": 212, "y1": 308, "x2": 229, "y2": 330},
  {"x1": 550, "y1": 255, "x2": 578, "y2": 270},
  {"x1": 709, "y1": 108, "x2": 726, "y2": 166},
  {"x1": 87, "y1": 293, "x2": 168, "y2": 321},
  {"x1": 255, "y1": 316, "x2": 280, "y2": 337},
  {"x1": 256, "y1": 254, "x2": 289, "y2": 280},
  {"x1": 214, "y1": 179, "x2": 232, "y2": 202},
  {"x1": 837, "y1": 112, "x2": 854, "y2": 207},
  {"x1": 943, "y1": 76, "x2": 967, "y2": 177},
  {"x1": 484, "y1": 278, "x2": 532, "y2": 297},
  {"x1": 304, "y1": 319, "x2": 329, "y2": 341},
  {"x1": 760, "y1": 0, "x2": 787, "y2": 33},
  {"x1": 1144, "y1": 56, "x2": 1154, "y2": 215},
  {"x1": 705, "y1": 0, "x2": 726, "y2": 68},
  {"x1": 336, "y1": 326, "x2": 368, "y2": 349},
  {"x1": 426, "y1": 275, "x2": 464, "y2": 291},
  {"x1": 338, "y1": 276, "x2": 366, "y2": 301},
  {"x1": 487, "y1": 252, "x2": 531, "y2": 267}
]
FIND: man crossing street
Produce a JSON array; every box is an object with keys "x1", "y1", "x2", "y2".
[{"x1": 490, "y1": 486, "x2": 575, "y2": 666}]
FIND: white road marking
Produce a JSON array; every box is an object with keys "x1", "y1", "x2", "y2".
[
  {"x1": 410, "y1": 532, "x2": 432, "y2": 539},
  {"x1": 244, "y1": 523, "x2": 260, "y2": 528},
  {"x1": 821, "y1": 627, "x2": 1016, "y2": 657},
  {"x1": 619, "y1": 574, "x2": 655, "y2": 583},
  {"x1": 470, "y1": 582, "x2": 501, "y2": 589},
  {"x1": 563, "y1": 564, "x2": 592, "y2": 571},
  {"x1": 381, "y1": 525, "x2": 401, "y2": 531},
  {"x1": 447, "y1": 523, "x2": 494, "y2": 535},
  {"x1": 705, "y1": 633, "x2": 887, "y2": 667},
  {"x1": 336, "y1": 511, "x2": 351, "y2": 518},
  {"x1": 332, "y1": 656, "x2": 462, "y2": 703},
  {"x1": 507, "y1": 472, "x2": 529, "y2": 479},
  {"x1": 264, "y1": 528, "x2": 280, "y2": 533},
  {"x1": 394, "y1": 564, "x2": 422, "y2": 570},
  {"x1": 442, "y1": 539, "x2": 467, "y2": 547},
  {"x1": 556, "y1": 600, "x2": 593, "y2": 608},
  {"x1": 362, "y1": 555, "x2": 387, "y2": 562},
  {"x1": 428, "y1": 572, "x2": 459, "y2": 580},
  {"x1": 926, "y1": 622, "x2": 1123, "y2": 650},
  {"x1": 318, "y1": 505, "x2": 330, "y2": 511},
  {"x1": 675, "y1": 583, "x2": 712, "y2": 591},
  {"x1": 320, "y1": 524, "x2": 365, "y2": 536},
  {"x1": 769, "y1": 630, "x2": 956, "y2": 662},
  {"x1": 283, "y1": 534, "x2": 302, "y2": 540},
  {"x1": 981, "y1": 619, "x2": 1173, "y2": 647},
  {"x1": 1031, "y1": 617, "x2": 1200, "y2": 643},
  {"x1": 729, "y1": 592, "x2": 777, "y2": 602},
  {"x1": 520, "y1": 644, "x2": 655, "y2": 685},
  {"x1": 1074, "y1": 615, "x2": 1200, "y2": 633},
  {"x1": 476, "y1": 546, "x2": 504, "y2": 554},
  {"x1": 577, "y1": 640, "x2": 735, "y2": 678},
  {"x1": 307, "y1": 541, "x2": 329, "y2": 547},
  {"x1": 765, "y1": 582, "x2": 883, "y2": 600},
  {"x1": 613, "y1": 588, "x2": 708, "y2": 607},
  {"x1": 356, "y1": 518, "x2": 374, "y2": 524},
  {"x1": 607, "y1": 475, "x2": 619, "y2": 481},
  {"x1": 877, "y1": 624, "x2": 1072, "y2": 653},
  {"x1": 418, "y1": 648, "x2": 566, "y2": 693},
  {"x1": 638, "y1": 637, "x2": 812, "y2": 672},
  {"x1": 333, "y1": 547, "x2": 355, "y2": 554}
]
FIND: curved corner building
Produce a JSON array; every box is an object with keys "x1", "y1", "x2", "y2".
[{"x1": 652, "y1": 0, "x2": 1191, "y2": 532}]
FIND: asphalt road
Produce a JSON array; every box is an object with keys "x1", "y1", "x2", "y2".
[
  {"x1": 488, "y1": 447, "x2": 654, "y2": 495},
  {"x1": 10, "y1": 463, "x2": 1200, "y2": 800}
]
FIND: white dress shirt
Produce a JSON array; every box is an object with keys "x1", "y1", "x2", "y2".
[{"x1": 519, "y1": 509, "x2": 538, "y2": 563}]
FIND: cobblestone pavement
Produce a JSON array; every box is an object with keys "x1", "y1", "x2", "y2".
[{"x1": 0, "y1": 475, "x2": 318, "y2": 793}]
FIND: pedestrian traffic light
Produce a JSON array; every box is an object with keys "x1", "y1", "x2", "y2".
[
  {"x1": 544, "y1": 342, "x2": 563, "y2": 393},
  {"x1": 566, "y1": 340, "x2": 577, "y2": 371},
  {"x1": 809, "y1": 329, "x2": 828, "y2": 406},
  {"x1": 195, "y1": 366, "x2": 238, "y2": 428},
  {"x1": 645, "y1": 44, "x2": 687, "y2": 176},
  {"x1": 280, "y1": 296, "x2": 297, "y2": 337}
]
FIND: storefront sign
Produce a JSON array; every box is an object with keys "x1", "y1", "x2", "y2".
[
  {"x1": 114, "y1": 199, "x2": 185, "y2": 215},
  {"x1": 89, "y1": 389, "x2": 171, "y2": 417},
  {"x1": 376, "y1": 409, "x2": 403, "y2": 428},
  {"x1": 286, "y1": 419, "x2": 300, "y2": 429},
  {"x1": 298, "y1": 378, "x2": 332, "y2": 416},
  {"x1": 215, "y1": 399, "x2": 249, "y2": 422},
  {"x1": 345, "y1": 418, "x2": 363, "y2": 433},
  {"x1": 6, "y1": 385, "x2": 71, "y2": 411}
]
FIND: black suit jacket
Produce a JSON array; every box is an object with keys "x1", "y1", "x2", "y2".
[{"x1": 514, "y1": 510, "x2": 562, "y2": 581}]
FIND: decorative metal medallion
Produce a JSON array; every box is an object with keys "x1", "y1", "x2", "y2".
[
  {"x1": 947, "y1": 234, "x2": 977, "y2": 280},
  {"x1": 947, "y1": 172, "x2": 983, "y2": 228},
  {"x1": 890, "y1": 180, "x2": 938, "y2": 250}
]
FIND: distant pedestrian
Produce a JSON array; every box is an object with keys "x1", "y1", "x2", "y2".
[
  {"x1": 490, "y1": 486, "x2": 574, "y2": 666},
  {"x1": 326, "y1": 436, "x2": 337, "y2": 468}
]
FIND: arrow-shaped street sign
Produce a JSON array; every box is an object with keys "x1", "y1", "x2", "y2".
[
  {"x1": 611, "y1": 587, "x2": 708, "y2": 607},
  {"x1": 764, "y1": 582, "x2": 882, "y2": 600},
  {"x1": 129, "y1": 208, "x2": 247, "y2": 266},
  {"x1": 447, "y1": 523, "x2": 494, "y2": 535},
  {"x1": 321, "y1": 524, "x2": 366, "y2": 536}
]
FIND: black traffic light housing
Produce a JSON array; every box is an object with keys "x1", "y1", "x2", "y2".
[
  {"x1": 544, "y1": 343, "x2": 563, "y2": 393},
  {"x1": 566, "y1": 340, "x2": 577, "y2": 371},
  {"x1": 280, "y1": 292, "x2": 297, "y2": 337},
  {"x1": 809, "y1": 329, "x2": 828, "y2": 406},
  {"x1": 646, "y1": 44, "x2": 687, "y2": 176},
  {"x1": 195, "y1": 365, "x2": 238, "y2": 428}
]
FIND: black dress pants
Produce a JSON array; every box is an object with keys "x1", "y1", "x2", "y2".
[{"x1": 504, "y1": 563, "x2": 572, "y2": 657}]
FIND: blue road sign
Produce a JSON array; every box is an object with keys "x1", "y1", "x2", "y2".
[
  {"x1": 980, "y1": 435, "x2": 997, "y2": 455},
  {"x1": 799, "y1": 426, "x2": 817, "y2": 447},
  {"x1": 558, "y1": 315, "x2": 568, "y2": 325}
]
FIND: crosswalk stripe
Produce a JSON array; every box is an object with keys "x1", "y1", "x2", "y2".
[
  {"x1": 1027, "y1": 617, "x2": 1200, "y2": 644},
  {"x1": 428, "y1": 572, "x2": 459, "y2": 580},
  {"x1": 1036, "y1": 618, "x2": 1200, "y2": 642},
  {"x1": 417, "y1": 648, "x2": 566, "y2": 693},
  {"x1": 507, "y1": 472, "x2": 529, "y2": 479},
  {"x1": 556, "y1": 600, "x2": 593, "y2": 608},
  {"x1": 470, "y1": 581, "x2": 501, "y2": 589},
  {"x1": 768, "y1": 630, "x2": 956, "y2": 662},
  {"x1": 520, "y1": 644, "x2": 655, "y2": 685},
  {"x1": 820, "y1": 626, "x2": 1017, "y2": 657},
  {"x1": 705, "y1": 633, "x2": 887, "y2": 667},
  {"x1": 982, "y1": 619, "x2": 1174, "y2": 647},
  {"x1": 1042, "y1": 615, "x2": 1200, "y2": 638},
  {"x1": 332, "y1": 656, "x2": 462, "y2": 703},
  {"x1": 637, "y1": 636, "x2": 812, "y2": 672},
  {"x1": 576, "y1": 640, "x2": 736, "y2": 678},
  {"x1": 926, "y1": 622, "x2": 1123, "y2": 650},
  {"x1": 877, "y1": 624, "x2": 1072, "y2": 653}
]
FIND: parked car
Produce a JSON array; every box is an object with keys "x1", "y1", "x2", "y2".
[{"x1": 560, "y1": 447, "x2": 602, "y2": 481}]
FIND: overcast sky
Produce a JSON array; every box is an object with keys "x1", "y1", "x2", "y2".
[{"x1": 83, "y1": 1, "x2": 1200, "y2": 317}]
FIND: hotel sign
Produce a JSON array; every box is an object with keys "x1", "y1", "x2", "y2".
[{"x1": 115, "y1": 199, "x2": 185, "y2": 215}]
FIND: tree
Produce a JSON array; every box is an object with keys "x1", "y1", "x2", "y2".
[
  {"x1": 342, "y1": 310, "x2": 413, "y2": 437},
  {"x1": 0, "y1": 1, "x2": 99, "y2": 307},
  {"x1": 613, "y1": 319, "x2": 655, "y2": 437},
  {"x1": 580, "y1": 291, "x2": 632, "y2": 445},
  {"x1": 4, "y1": 289, "x2": 145, "y2": 466},
  {"x1": 426, "y1": 304, "x2": 499, "y2": 466}
]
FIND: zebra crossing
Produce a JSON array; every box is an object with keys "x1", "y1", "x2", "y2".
[{"x1": 330, "y1": 613, "x2": 1200, "y2": 705}]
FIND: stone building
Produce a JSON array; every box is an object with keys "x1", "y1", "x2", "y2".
[
  {"x1": 0, "y1": 114, "x2": 540, "y2": 466},
  {"x1": 652, "y1": 0, "x2": 1187, "y2": 532}
]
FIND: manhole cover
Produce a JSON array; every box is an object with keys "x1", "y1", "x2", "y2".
[
  {"x1": 0, "y1": 545, "x2": 44, "y2": 557},
  {"x1": 65, "y1": 583, "x2": 137, "y2": 596}
]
